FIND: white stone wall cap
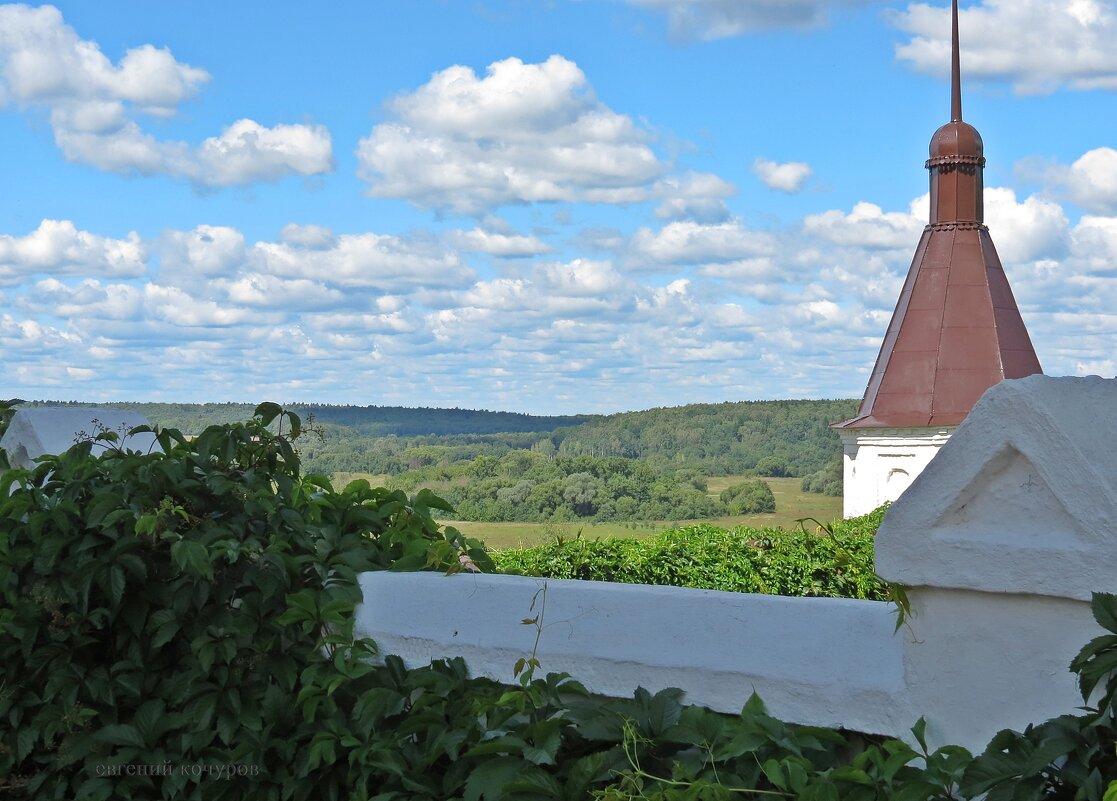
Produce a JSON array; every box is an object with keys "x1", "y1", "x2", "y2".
[
  {"x1": 0, "y1": 407, "x2": 160, "y2": 468},
  {"x1": 875, "y1": 375, "x2": 1117, "y2": 600},
  {"x1": 356, "y1": 571, "x2": 910, "y2": 735}
]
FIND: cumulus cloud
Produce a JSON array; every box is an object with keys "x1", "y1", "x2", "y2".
[
  {"x1": 20, "y1": 278, "x2": 144, "y2": 320},
  {"x1": 1071, "y1": 215, "x2": 1117, "y2": 275},
  {"x1": 0, "y1": 219, "x2": 146, "y2": 286},
  {"x1": 983, "y1": 188, "x2": 1070, "y2": 263},
  {"x1": 252, "y1": 231, "x2": 475, "y2": 291},
  {"x1": 221, "y1": 274, "x2": 346, "y2": 310},
  {"x1": 356, "y1": 55, "x2": 664, "y2": 214},
  {"x1": 752, "y1": 158, "x2": 813, "y2": 193},
  {"x1": 1037, "y1": 147, "x2": 1117, "y2": 213},
  {"x1": 628, "y1": 0, "x2": 872, "y2": 40},
  {"x1": 446, "y1": 228, "x2": 552, "y2": 257},
  {"x1": 279, "y1": 224, "x2": 337, "y2": 249},
  {"x1": 653, "y1": 171, "x2": 736, "y2": 221},
  {"x1": 159, "y1": 225, "x2": 246, "y2": 280},
  {"x1": 0, "y1": 4, "x2": 332, "y2": 185},
  {"x1": 803, "y1": 198, "x2": 925, "y2": 248},
  {"x1": 629, "y1": 220, "x2": 777, "y2": 267},
  {"x1": 892, "y1": 0, "x2": 1117, "y2": 94}
]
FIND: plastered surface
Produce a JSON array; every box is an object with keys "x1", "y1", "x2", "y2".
[
  {"x1": 840, "y1": 427, "x2": 954, "y2": 518},
  {"x1": 876, "y1": 375, "x2": 1117, "y2": 600},
  {"x1": 357, "y1": 571, "x2": 910, "y2": 737},
  {"x1": 0, "y1": 407, "x2": 159, "y2": 468}
]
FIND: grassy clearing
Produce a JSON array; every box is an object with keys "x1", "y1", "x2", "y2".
[
  {"x1": 449, "y1": 477, "x2": 843, "y2": 550},
  {"x1": 329, "y1": 472, "x2": 842, "y2": 551}
]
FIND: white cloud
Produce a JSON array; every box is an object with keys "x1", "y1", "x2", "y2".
[
  {"x1": 892, "y1": 0, "x2": 1117, "y2": 94},
  {"x1": 159, "y1": 225, "x2": 246, "y2": 280},
  {"x1": 629, "y1": 220, "x2": 777, "y2": 266},
  {"x1": 653, "y1": 171, "x2": 736, "y2": 221},
  {"x1": 0, "y1": 219, "x2": 146, "y2": 286},
  {"x1": 1071, "y1": 215, "x2": 1117, "y2": 275},
  {"x1": 752, "y1": 158, "x2": 813, "y2": 193},
  {"x1": 356, "y1": 55, "x2": 664, "y2": 214},
  {"x1": 192, "y1": 120, "x2": 334, "y2": 186},
  {"x1": 538, "y1": 259, "x2": 626, "y2": 298},
  {"x1": 253, "y1": 232, "x2": 476, "y2": 291},
  {"x1": 0, "y1": 5, "x2": 208, "y2": 110},
  {"x1": 222, "y1": 274, "x2": 346, "y2": 309},
  {"x1": 1038, "y1": 147, "x2": 1117, "y2": 213},
  {"x1": 0, "y1": 4, "x2": 332, "y2": 185},
  {"x1": 803, "y1": 199, "x2": 925, "y2": 248},
  {"x1": 279, "y1": 224, "x2": 337, "y2": 249},
  {"x1": 20, "y1": 278, "x2": 144, "y2": 320},
  {"x1": 983, "y1": 187, "x2": 1070, "y2": 263},
  {"x1": 446, "y1": 228, "x2": 552, "y2": 257},
  {"x1": 628, "y1": 0, "x2": 871, "y2": 40}
]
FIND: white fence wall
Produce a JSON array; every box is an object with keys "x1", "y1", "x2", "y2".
[{"x1": 358, "y1": 572, "x2": 911, "y2": 738}]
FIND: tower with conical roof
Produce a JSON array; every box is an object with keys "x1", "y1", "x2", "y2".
[{"x1": 833, "y1": 0, "x2": 1042, "y2": 517}]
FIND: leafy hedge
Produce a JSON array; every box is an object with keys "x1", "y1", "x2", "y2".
[
  {"x1": 491, "y1": 507, "x2": 888, "y2": 600},
  {"x1": 0, "y1": 403, "x2": 491, "y2": 799}
]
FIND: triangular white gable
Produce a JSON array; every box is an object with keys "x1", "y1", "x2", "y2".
[{"x1": 876, "y1": 375, "x2": 1117, "y2": 601}]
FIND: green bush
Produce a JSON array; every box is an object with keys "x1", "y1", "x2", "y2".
[
  {"x1": 0, "y1": 403, "x2": 491, "y2": 799},
  {"x1": 801, "y1": 455, "x2": 843, "y2": 496},
  {"x1": 492, "y1": 508, "x2": 886, "y2": 600},
  {"x1": 718, "y1": 479, "x2": 776, "y2": 514}
]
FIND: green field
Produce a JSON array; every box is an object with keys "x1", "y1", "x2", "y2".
[
  {"x1": 444, "y1": 477, "x2": 843, "y2": 550},
  {"x1": 328, "y1": 473, "x2": 842, "y2": 551}
]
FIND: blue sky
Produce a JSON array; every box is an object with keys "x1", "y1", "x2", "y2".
[{"x1": 1, "y1": 0, "x2": 1115, "y2": 414}]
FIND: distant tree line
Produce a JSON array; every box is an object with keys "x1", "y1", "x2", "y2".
[
  {"x1": 23, "y1": 398, "x2": 854, "y2": 511},
  {"x1": 385, "y1": 451, "x2": 777, "y2": 523}
]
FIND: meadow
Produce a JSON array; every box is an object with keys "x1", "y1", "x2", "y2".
[{"x1": 331, "y1": 474, "x2": 844, "y2": 550}]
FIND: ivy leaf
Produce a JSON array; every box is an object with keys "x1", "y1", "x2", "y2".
[
  {"x1": 133, "y1": 699, "x2": 165, "y2": 744},
  {"x1": 170, "y1": 539, "x2": 213, "y2": 580},
  {"x1": 16, "y1": 727, "x2": 36, "y2": 761},
  {"x1": 1092, "y1": 593, "x2": 1117, "y2": 635},
  {"x1": 94, "y1": 723, "x2": 145, "y2": 748},
  {"x1": 108, "y1": 565, "x2": 125, "y2": 607},
  {"x1": 253, "y1": 402, "x2": 283, "y2": 427},
  {"x1": 464, "y1": 756, "x2": 527, "y2": 801}
]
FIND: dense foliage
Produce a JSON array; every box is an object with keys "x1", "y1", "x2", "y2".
[
  {"x1": 801, "y1": 455, "x2": 844, "y2": 497},
  {"x1": 0, "y1": 403, "x2": 491, "y2": 799},
  {"x1": 390, "y1": 453, "x2": 734, "y2": 523},
  {"x1": 491, "y1": 508, "x2": 887, "y2": 600},
  {"x1": 26, "y1": 399, "x2": 855, "y2": 490},
  {"x1": 719, "y1": 479, "x2": 777, "y2": 514}
]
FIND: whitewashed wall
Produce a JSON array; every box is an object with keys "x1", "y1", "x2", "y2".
[
  {"x1": 839, "y1": 427, "x2": 954, "y2": 518},
  {"x1": 357, "y1": 376, "x2": 1117, "y2": 753},
  {"x1": 358, "y1": 572, "x2": 912, "y2": 737}
]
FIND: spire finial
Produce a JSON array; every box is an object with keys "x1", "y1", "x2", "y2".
[{"x1": 951, "y1": 0, "x2": 962, "y2": 121}]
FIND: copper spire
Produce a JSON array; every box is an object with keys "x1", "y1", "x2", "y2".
[
  {"x1": 951, "y1": 0, "x2": 962, "y2": 122},
  {"x1": 835, "y1": 0, "x2": 1041, "y2": 430}
]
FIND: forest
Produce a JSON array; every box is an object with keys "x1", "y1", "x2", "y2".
[{"x1": 22, "y1": 398, "x2": 854, "y2": 521}]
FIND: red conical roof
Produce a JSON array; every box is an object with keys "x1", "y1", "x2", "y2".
[{"x1": 835, "y1": 0, "x2": 1041, "y2": 430}]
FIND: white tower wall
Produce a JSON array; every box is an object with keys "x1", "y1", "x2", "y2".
[{"x1": 838, "y1": 427, "x2": 955, "y2": 518}]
